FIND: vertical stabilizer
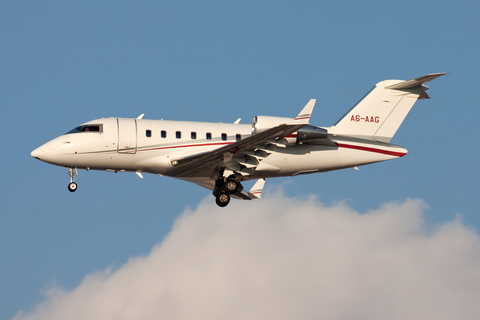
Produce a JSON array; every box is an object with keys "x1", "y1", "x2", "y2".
[{"x1": 329, "y1": 73, "x2": 445, "y2": 142}]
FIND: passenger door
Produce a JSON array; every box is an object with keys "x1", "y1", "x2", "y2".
[{"x1": 117, "y1": 118, "x2": 137, "y2": 153}]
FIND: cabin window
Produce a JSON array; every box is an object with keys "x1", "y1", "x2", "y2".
[
  {"x1": 176, "y1": 131, "x2": 181, "y2": 139},
  {"x1": 146, "y1": 130, "x2": 152, "y2": 137},
  {"x1": 236, "y1": 134, "x2": 241, "y2": 141},
  {"x1": 191, "y1": 132, "x2": 197, "y2": 139},
  {"x1": 206, "y1": 132, "x2": 212, "y2": 140},
  {"x1": 66, "y1": 124, "x2": 103, "y2": 134},
  {"x1": 161, "y1": 130, "x2": 166, "y2": 138},
  {"x1": 221, "y1": 133, "x2": 227, "y2": 141}
]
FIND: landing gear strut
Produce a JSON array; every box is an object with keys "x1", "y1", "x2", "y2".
[{"x1": 67, "y1": 167, "x2": 78, "y2": 192}]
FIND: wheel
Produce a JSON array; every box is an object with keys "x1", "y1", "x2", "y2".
[
  {"x1": 224, "y1": 180, "x2": 238, "y2": 194},
  {"x1": 215, "y1": 193, "x2": 230, "y2": 207},
  {"x1": 68, "y1": 182, "x2": 78, "y2": 192}
]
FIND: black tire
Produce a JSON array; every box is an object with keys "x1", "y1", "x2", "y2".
[
  {"x1": 68, "y1": 182, "x2": 78, "y2": 192},
  {"x1": 215, "y1": 193, "x2": 230, "y2": 207},
  {"x1": 224, "y1": 180, "x2": 238, "y2": 194}
]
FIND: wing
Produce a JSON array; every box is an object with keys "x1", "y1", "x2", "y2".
[
  {"x1": 167, "y1": 99, "x2": 315, "y2": 179},
  {"x1": 168, "y1": 123, "x2": 305, "y2": 177}
]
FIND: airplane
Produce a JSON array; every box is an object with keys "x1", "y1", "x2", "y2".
[{"x1": 31, "y1": 73, "x2": 445, "y2": 207}]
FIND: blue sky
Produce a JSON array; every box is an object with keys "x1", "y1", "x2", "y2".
[{"x1": 1, "y1": 1, "x2": 480, "y2": 319}]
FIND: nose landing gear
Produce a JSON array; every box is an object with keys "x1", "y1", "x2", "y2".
[
  {"x1": 67, "y1": 167, "x2": 78, "y2": 192},
  {"x1": 68, "y1": 182, "x2": 77, "y2": 192}
]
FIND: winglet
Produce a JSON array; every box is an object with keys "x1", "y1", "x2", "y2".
[
  {"x1": 248, "y1": 178, "x2": 266, "y2": 199},
  {"x1": 293, "y1": 99, "x2": 316, "y2": 124}
]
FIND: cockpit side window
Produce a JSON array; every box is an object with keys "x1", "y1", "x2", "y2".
[{"x1": 66, "y1": 124, "x2": 103, "y2": 134}]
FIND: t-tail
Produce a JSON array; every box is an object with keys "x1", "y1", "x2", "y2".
[{"x1": 329, "y1": 73, "x2": 446, "y2": 143}]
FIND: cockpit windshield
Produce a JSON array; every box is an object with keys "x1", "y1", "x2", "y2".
[{"x1": 66, "y1": 124, "x2": 103, "y2": 134}]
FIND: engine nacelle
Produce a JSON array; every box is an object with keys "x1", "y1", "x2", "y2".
[
  {"x1": 296, "y1": 125, "x2": 328, "y2": 142},
  {"x1": 251, "y1": 116, "x2": 295, "y2": 135}
]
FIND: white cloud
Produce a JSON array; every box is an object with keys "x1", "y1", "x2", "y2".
[{"x1": 14, "y1": 194, "x2": 480, "y2": 320}]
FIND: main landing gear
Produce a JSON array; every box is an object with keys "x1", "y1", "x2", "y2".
[
  {"x1": 67, "y1": 167, "x2": 78, "y2": 192},
  {"x1": 215, "y1": 193, "x2": 230, "y2": 207},
  {"x1": 213, "y1": 176, "x2": 241, "y2": 207}
]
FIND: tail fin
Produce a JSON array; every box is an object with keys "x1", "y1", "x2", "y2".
[{"x1": 329, "y1": 73, "x2": 445, "y2": 142}]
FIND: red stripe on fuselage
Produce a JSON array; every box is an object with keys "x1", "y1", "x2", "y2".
[
  {"x1": 337, "y1": 143, "x2": 407, "y2": 157},
  {"x1": 122, "y1": 141, "x2": 405, "y2": 158}
]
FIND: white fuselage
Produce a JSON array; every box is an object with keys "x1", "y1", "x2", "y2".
[{"x1": 31, "y1": 117, "x2": 407, "y2": 182}]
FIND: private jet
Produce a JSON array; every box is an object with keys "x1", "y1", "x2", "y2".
[{"x1": 31, "y1": 73, "x2": 445, "y2": 207}]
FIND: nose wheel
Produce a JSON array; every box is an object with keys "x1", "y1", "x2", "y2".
[
  {"x1": 67, "y1": 167, "x2": 78, "y2": 192},
  {"x1": 68, "y1": 182, "x2": 78, "y2": 192}
]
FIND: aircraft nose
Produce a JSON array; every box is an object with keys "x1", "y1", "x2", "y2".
[
  {"x1": 31, "y1": 147, "x2": 43, "y2": 159},
  {"x1": 31, "y1": 142, "x2": 58, "y2": 163}
]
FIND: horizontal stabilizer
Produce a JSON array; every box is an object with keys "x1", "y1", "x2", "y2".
[{"x1": 386, "y1": 73, "x2": 446, "y2": 90}]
